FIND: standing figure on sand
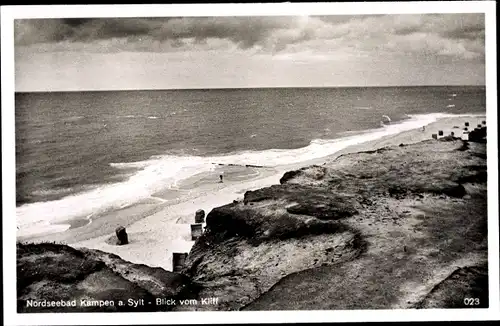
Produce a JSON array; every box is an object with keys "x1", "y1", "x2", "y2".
[
  {"x1": 219, "y1": 173, "x2": 224, "y2": 183},
  {"x1": 380, "y1": 115, "x2": 391, "y2": 127}
]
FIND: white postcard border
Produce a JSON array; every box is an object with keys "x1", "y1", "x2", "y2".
[{"x1": 2, "y1": 2, "x2": 498, "y2": 325}]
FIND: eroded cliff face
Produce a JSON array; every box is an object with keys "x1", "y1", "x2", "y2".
[
  {"x1": 17, "y1": 138, "x2": 488, "y2": 312},
  {"x1": 17, "y1": 243, "x2": 195, "y2": 313},
  {"x1": 177, "y1": 139, "x2": 488, "y2": 311}
]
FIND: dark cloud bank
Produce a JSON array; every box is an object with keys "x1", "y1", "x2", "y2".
[{"x1": 15, "y1": 14, "x2": 485, "y2": 59}]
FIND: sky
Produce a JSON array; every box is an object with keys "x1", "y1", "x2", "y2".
[{"x1": 14, "y1": 14, "x2": 486, "y2": 91}]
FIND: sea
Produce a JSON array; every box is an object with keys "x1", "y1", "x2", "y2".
[{"x1": 15, "y1": 86, "x2": 486, "y2": 235}]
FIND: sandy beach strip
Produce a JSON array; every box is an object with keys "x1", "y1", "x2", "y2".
[
  {"x1": 58, "y1": 114, "x2": 485, "y2": 271},
  {"x1": 72, "y1": 170, "x2": 283, "y2": 271},
  {"x1": 277, "y1": 114, "x2": 486, "y2": 172}
]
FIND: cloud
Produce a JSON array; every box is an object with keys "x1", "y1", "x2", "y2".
[
  {"x1": 14, "y1": 14, "x2": 485, "y2": 61},
  {"x1": 15, "y1": 17, "x2": 296, "y2": 49},
  {"x1": 15, "y1": 19, "x2": 74, "y2": 45},
  {"x1": 321, "y1": 14, "x2": 485, "y2": 61}
]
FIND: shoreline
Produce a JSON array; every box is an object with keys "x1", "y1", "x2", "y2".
[{"x1": 17, "y1": 113, "x2": 486, "y2": 271}]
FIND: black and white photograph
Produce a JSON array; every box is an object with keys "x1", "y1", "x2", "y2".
[{"x1": 1, "y1": 1, "x2": 498, "y2": 324}]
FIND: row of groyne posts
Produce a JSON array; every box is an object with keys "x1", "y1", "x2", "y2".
[
  {"x1": 432, "y1": 120, "x2": 486, "y2": 141},
  {"x1": 172, "y1": 209, "x2": 205, "y2": 273}
]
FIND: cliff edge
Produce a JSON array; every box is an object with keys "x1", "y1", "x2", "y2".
[
  {"x1": 177, "y1": 138, "x2": 487, "y2": 310},
  {"x1": 17, "y1": 138, "x2": 488, "y2": 312},
  {"x1": 17, "y1": 242, "x2": 196, "y2": 312}
]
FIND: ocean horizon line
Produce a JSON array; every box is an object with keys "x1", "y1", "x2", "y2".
[{"x1": 15, "y1": 84, "x2": 486, "y2": 94}]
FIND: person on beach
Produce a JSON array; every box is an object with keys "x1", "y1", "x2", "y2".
[
  {"x1": 422, "y1": 126, "x2": 425, "y2": 132},
  {"x1": 219, "y1": 173, "x2": 224, "y2": 183}
]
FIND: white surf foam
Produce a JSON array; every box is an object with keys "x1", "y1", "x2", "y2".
[
  {"x1": 17, "y1": 156, "x2": 216, "y2": 235},
  {"x1": 16, "y1": 112, "x2": 483, "y2": 238}
]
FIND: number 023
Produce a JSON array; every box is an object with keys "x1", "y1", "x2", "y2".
[{"x1": 464, "y1": 298, "x2": 480, "y2": 305}]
